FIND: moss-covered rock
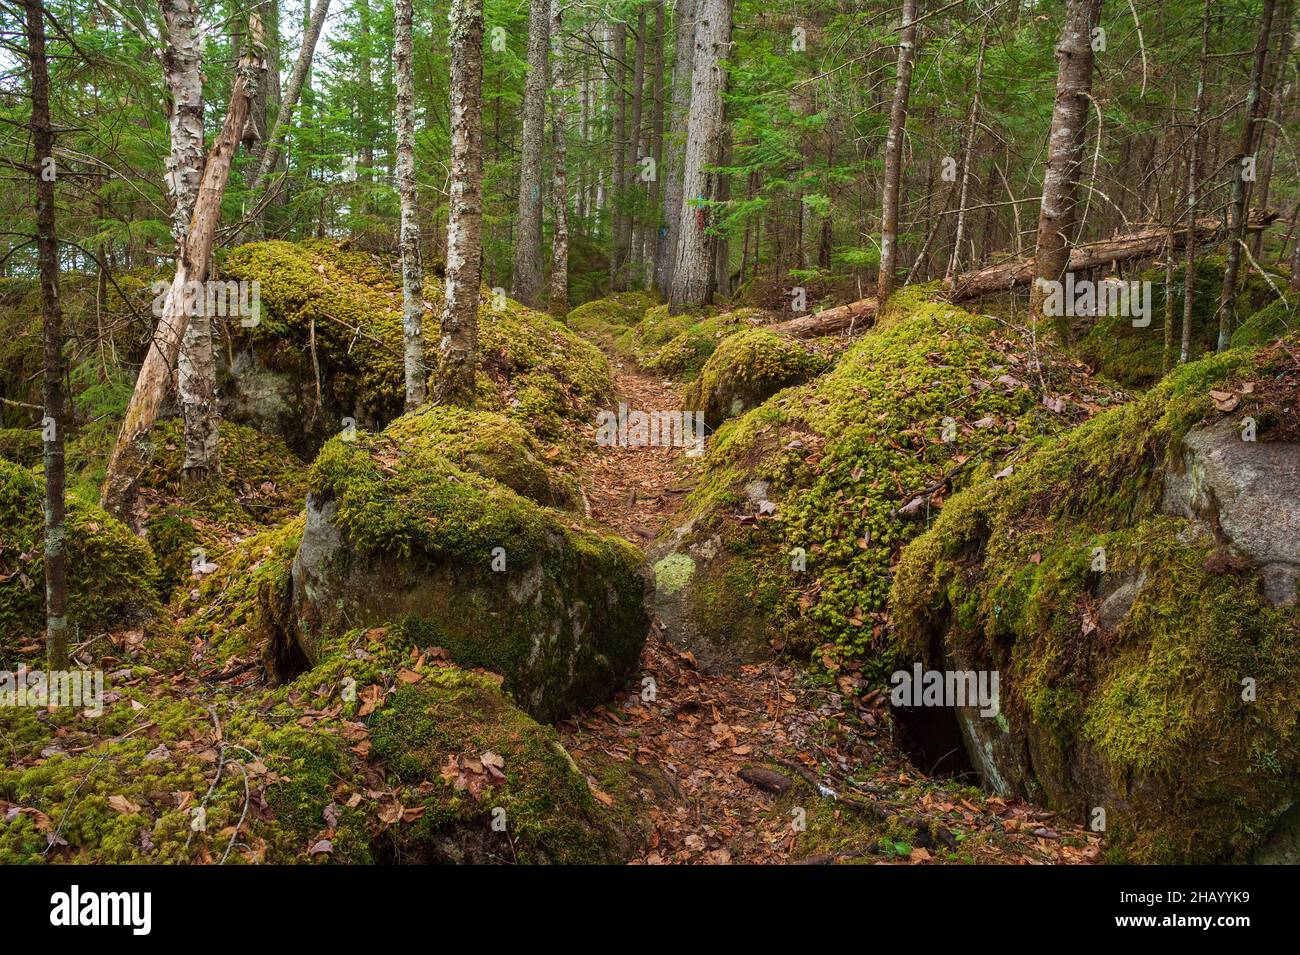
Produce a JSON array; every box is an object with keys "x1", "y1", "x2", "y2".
[
  {"x1": 644, "y1": 307, "x2": 783, "y2": 380},
  {"x1": 682, "y1": 329, "x2": 831, "y2": 428},
  {"x1": 1075, "y1": 256, "x2": 1282, "y2": 387},
  {"x1": 281, "y1": 406, "x2": 648, "y2": 721},
  {"x1": 1232, "y1": 297, "x2": 1298, "y2": 349},
  {"x1": 0, "y1": 458, "x2": 163, "y2": 665},
  {"x1": 889, "y1": 340, "x2": 1300, "y2": 863},
  {"x1": 221, "y1": 240, "x2": 613, "y2": 452},
  {"x1": 0, "y1": 427, "x2": 41, "y2": 467},
  {"x1": 0, "y1": 636, "x2": 632, "y2": 864},
  {"x1": 651, "y1": 299, "x2": 1122, "y2": 670}
]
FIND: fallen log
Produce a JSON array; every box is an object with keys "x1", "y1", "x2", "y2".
[{"x1": 770, "y1": 208, "x2": 1280, "y2": 339}]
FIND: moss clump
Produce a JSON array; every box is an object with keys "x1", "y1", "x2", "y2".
[
  {"x1": 890, "y1": 341, "x2": 1300, "y2": 863},
  {"x1": 682, "y1": 329, "x2": 831, "y2": 427},
  {"x1": 667, "y1": 299, "x2": 1108, "y2": 668},
  {"x1": 1232, "y1": 297, "x2": 1297, "y2": 349},
  {"x1": 0, "y1": 458, "x2": 162, "y2": 664},
  {"x1": 369, "y1": 669, "x2": 628, "y2": 863},
  {"x1": 644, "y1": 308, "x2": 782, "y2": 380},
  {"x1": 1075, "y1": 256, "x2": 1282, "y2": 387},
  {"x1": 223, "y1": 240, "x2": 613, "y2": 444},
  {"x1": 565, "y1": 290, "x2": 658, "y2": 341}
]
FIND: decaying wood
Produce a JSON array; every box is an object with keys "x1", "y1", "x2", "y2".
[{"x1": 770, "y1": 209, "x2": 1280, "y2": 339}]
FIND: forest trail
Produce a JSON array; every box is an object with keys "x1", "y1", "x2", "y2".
[{"x1": 563, "y1": 343, "x2": 1102, "y2": 865}]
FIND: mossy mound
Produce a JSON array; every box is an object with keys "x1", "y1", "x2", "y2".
[
  {"x1": 682, "y1": 329, "x2": 831, "y2": 428},
  {"x1": 0, "y1": 458, "x2": 164, "y2": 665},
  {"x1": 221, "y1": 240, "x2": 613, "y2": 450},
  {"x1": 889, "y1": 341, "x2": 1300, "y2": 863},
  {"x1": 564, "y1": 290, "x2": 658, "y2": 340},
  {"x1": 645, "y1": 308, "x2": 784, "y2": 380},
  {"x1": 0, "y1": 633, "x2": 630, "y2": 864},
  {"x1": 652, "y1": 299, "x2": 1124, "y2": 670},
  {"x1": 0, "y1": 427, "x2": 41, "y2": 467},
  {"x1": 1075, "y1": 256, "x2": 1281, "y2": 387},
  {"x1": 283, "y1": 407, "x2": 648, "y2": 721},
  {"x1": 1232, "y1": 297, "x2": 1298, "y2": 349},
  {"x1": 612, "y1": 304, "x2": 697, "y2": 360}
]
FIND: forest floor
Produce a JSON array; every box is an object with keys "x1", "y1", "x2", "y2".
[{"x1": 560, "y1": 348, "x2": 1102, "y2": 865}]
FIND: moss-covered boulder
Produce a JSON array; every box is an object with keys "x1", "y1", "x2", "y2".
[
  {"x1": 0, "y1": 458, "x2": 163, "y2": 665},
  {"x1": 682, "y1": 329, "x2": 830, "y2": 428},
  {"x1": 650, "y1": 300, "x2": 1122, "y2": 670},
  {"x1": 644, "y1": 307, "x2": 783, "y2": 379},
  {"x1": 221, "y1": 240, "x2": 613, "y2": 452},
  {"x1": 1231, "y1": 297, "x2": 1298, "y2": 349},
  {"x1": 0, "y1": 631, "x2": 633, "y2": 864},
  {"x1": 889, "y1": 340, "x2": 1300, "y2": 863},
  {"x1": 1075, "y1": 256, "x2": 1282, "y2": 387},
  {"x1": 281, "y1": 406, "x2": 649, "y2": 721}
]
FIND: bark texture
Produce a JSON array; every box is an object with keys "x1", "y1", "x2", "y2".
[
  {"x1": 512, "y1": 0, "x2": 550, "y2": 306},
  {"x1": 396, "y1": 0, "x2": 426, "y2": 409},
  {"x1": 877, "y1": 0, "x2": 918, "y2": 302},
  {"x1": 656, "y1": 0, "x2": 696, "y2": 296},
  {"x1": 548, "y1": 0, "x2": 570, "y2": 317},
  {"x1": 433, "y1": 0, "x2": 485, "y2": 408}
]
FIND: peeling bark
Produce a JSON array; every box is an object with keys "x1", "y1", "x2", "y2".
[{"x1": 396, "y1": 0, "x2": 426, "y2": 409}]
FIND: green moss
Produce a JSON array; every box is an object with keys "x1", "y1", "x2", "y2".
[
  {"x1": 1076, "y1": 256, "x2": 1282, "y2": 387},
  {"x1": 0, "y1": 458, "x2": 162, "y2": 665},
  {"x1": 1232, "y1": 297, "x2": 1297, "y2": 349},
  {"x1": 682, "y1": 328, "x2": 830, "y2": 427},
  {"x1": 565, "y1": 290, "x2": 658, "y2": 340},
  {"x1": 890, "y1": 340, "x2": 1300, "y2": 862},
  {"x1": 223, "y1": 240, "x2": 612, "y2": 443},
  {"x1": 674, "y1": 300, "x2": 1086, "y2": 668},
  {"x1": 644, "y1": 308, "x2": 781, "y2": 380},
  {"x1": 0, "y1": 428, "x2": 41, "y2": 467},
  {"x1": 369, "y1": 670, "x2": 626, "y2": 863},
  {"x1": 175, "y1": 516, "x2": 304, "y2": 665}
]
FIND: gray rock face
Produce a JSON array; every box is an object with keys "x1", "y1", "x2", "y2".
[
  {"x1": 283, "y1": 492, "x2": 650, "y2": 723},
  {"x1": 1162, "y1": 417, "x2": 1300, "y2": 606}
]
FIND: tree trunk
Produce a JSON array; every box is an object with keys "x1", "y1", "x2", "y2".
[
  {"x1": 396, "y1": 0, "x2": 425, "y2": 410},
  {"x1": 433, "y1": 0, "x2": 485, "y2": 408},
  {"x1": 667, "y1": 0, "x2": 731, "y2": 312},
  {"x1": 1251, "y1": 0, "x2": 1292, "y2": 257},
  {"x1": 1217, "y1": 0, "x2": 1276, "y2": 350},
  {"x1": 1182, "y1": 0, "x2": 1211, "y2": 364},
  {"x1": 657, "y1": 0, "x2": 696, "y2": 296},
  {"x1": 549, "y1": 0, "x2": 570, "y2": 317},
  {"x1": 512, "y1": 0, "x2": 550, "y2": 307},
  {"x1": 1029, "y1": 0, "x2": 1102, "y2": 342},
  {"x1": 100, "y1": 15, "x2": 267, "y2": 520},
  {"x1": 876, "y1": 0, "x2": 918, "y2": 302},
  {"x1": 248, "y1": 0, "x2": 331, "y2": 199},
  {"x1": 947, "y1": 15, "x2": 987, "y2": 280},
  {"x1": 25, "y1": 0, "x2": 68, "y2": 669},
  {"x1": 609, "y1": 21, "x2": 629, "y2": 289},
  {"x1": 626, "y1": 9, "x2": 647, "y2": 277},
  {"x1": 645, "y1": 0, "x2": 665, "y2": 286},
  {"x1": 159, "y1": 0, "x2": 204, "y2": 244}
]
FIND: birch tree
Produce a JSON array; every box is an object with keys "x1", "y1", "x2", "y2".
[
  {"x1": 433, "y1": 0, "x2": 485, "y2": 407},
  {"x1": 101, "y1": 14, "x2": 268, "y2": 519},
  {"x1": 1029, "y1": 0, "x2": 1102, "y2": 343},
  {"x1": 396, "y1": 0, "x2": 425, "y2": 409}
]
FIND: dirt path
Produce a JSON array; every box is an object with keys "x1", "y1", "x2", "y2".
[{"x1": 564, "y1": 348, "x2": 1101, "y2": 866}]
